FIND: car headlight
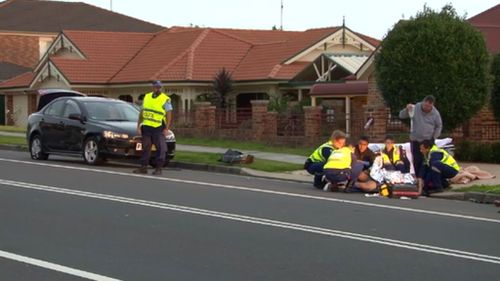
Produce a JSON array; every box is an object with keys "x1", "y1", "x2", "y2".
[{"x1": 103, "y1": 131, "x2": 129, "y2": 139}]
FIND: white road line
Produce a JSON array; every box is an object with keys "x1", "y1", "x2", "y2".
[
  {"x1": 0, "y1": 157, "x2": 499, "y2": 224},
  {"x1": 0, "y1": 249, "x2": 121, "y2": 281},
  {"x1": 1, "y1": 178, "x2": 500, "y2": 265}
]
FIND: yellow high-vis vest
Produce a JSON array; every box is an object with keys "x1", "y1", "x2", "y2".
[
  {"x1": 381, "y1": 146, "x2": 401, "y2": 165},
  {"x1": 324, "y1": 147, "x2": 352, "y2": 170},
  {"x1": 426, "y1": 145, "x2": 460, "y2": 171},
  {"x1": 142, "y1": 92, "x2": 170, "y2": 128},
  {"x1": 308, "y1": 141, "x2": 334, "y2": 163}
]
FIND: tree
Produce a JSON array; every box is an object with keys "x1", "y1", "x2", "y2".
[
  {"x1": 375, "y1": 5, "x2": 490, "y2": 130},
  {"x1": 491, "y1": 54, "x2": 500, "y2": 121},
  {"x1": 211, "y1": 68, "x2": 233, "y2": 109}
]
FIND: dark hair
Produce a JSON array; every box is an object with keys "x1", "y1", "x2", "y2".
[
  {"x1": 359, "y1": 135, "x2": 370, "y2": 143},
  {"x1": 420, "y1": 139, "x2": 434, "y2": 149},
  {"x1": 384, "y1": 135, "x2": 395, "y2": 142},
  {"x1": 423, "y1": 95, "x2": 436, "y2": 104}
]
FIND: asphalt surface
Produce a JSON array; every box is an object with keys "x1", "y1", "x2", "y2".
[{"x1": 0, "y1": 150, "x2": 499, "y2": 281}]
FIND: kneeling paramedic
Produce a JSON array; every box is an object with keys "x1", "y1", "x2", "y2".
[
  {"x1": 381, "y1": 135, "x2": 409, "y2": 173},
  {"x1": 304, "y1": 134, "x2": 335, "y2": 189},
  {"x1": 323, "y1": 130, "x2": 365, "y2": 192},
  {"x1": 419, "y1": 140, "x2": 459, "y2": 195},
  {"x1": 133, "y1": 81, "x2": 173, "y2": 175}
]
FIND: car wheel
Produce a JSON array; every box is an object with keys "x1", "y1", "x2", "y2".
[
  {"x1": 30, "y1": 135, "x2": 49, "y2": 160},
  {"x1": 83, "y1": 137, "x2": 102, "y2": 165}
]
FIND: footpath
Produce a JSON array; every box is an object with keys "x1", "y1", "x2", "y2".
[{"x1": 1, "y1": 131, "x2": 499, "y2": 203}]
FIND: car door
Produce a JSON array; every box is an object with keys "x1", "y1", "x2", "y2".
[
  {"x1": 40, "y1": 99, "x2": 66, "y2": 151},
  {"x1": 61, "y1": 100, "x2": 86, "y2": 153}
]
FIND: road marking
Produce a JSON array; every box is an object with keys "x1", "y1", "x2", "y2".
[
  {"x1": 0, "y1": 249, "x2": 121, "y2": 281},
  {"x1": 0, "y1": 157, "x2": 499, "y2": 224},
  {"x1": 1, "y1": 178, "x2": 500, "y2": 265}
]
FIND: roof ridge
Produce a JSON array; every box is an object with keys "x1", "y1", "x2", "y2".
[
  {"x1": 267, "y1": 64, "x2": 282, "y2": 78},
  {"x1": 468, "y1": 3, "x2": 500, "y2": 22},
  {"x1": 107, "y1": 33, "x2": 157, "y2": 83},
  {"x1": 151, "y1": 29, "x2": 206, "y2": 80},
  {"x1": 211, "y1": 28, "x2": 255, "y2": 45},
  {"x1": 186, "y1": 29, "x2": 211, "y2": 80}
]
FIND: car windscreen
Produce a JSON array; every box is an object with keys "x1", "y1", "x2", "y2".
[{"x1": 83, "y1": 101, "x2": 139, "y2": 122}]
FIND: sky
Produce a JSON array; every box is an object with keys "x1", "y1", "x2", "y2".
[{"x1": 61, "y1": 0, "x2": 499, "y2": 39}]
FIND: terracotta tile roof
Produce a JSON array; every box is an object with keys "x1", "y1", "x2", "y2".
[
  {"x1": 52, "y1": 30, "x2": 154, "y2": 84},
  {"x1": 468, "y1": 4, "x2": 500, "y2": 54},
  {"x1": 310, "y1": 81, "x2": 368, "y2": 96},
  {"x1": 468, "y1": 4, "x2": 500, "y2": 26},
  {"x1": 0, "y1": 0, "x2": 163, "y2": 33},
  {"x1": 0, "y1": 61, "x2": 31, "y2": 81},
  {"x1": 0, "y1": 71, "x2": 32, "y2": 89},
  {"x1": 1, "y1": 26, "x2": 381, "y2": 87}
]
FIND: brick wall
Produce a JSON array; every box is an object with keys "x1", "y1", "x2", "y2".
[
  {"x1": 6, "y1": 94, "x2": 13, "y2": 125},
  {"x1": 303, "y1": 106, "x2": 323, "y2": 146},
  {"x1": 463, "y1": 106, "x2": 500, "y2": 142},
  {"x1": 363, "y1": 74, "x2": 389, "y2": 142},
  {"x1": 0, "y1": 34, "x2": 40, "y2": 68}
]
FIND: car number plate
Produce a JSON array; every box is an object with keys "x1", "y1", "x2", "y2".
[{"x1": 135, "y1": 143, "x2": 156, "y2": 151}]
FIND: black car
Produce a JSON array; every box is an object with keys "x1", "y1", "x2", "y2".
[{"x1": 27, "y1": 90, "x2": 175, "y2": 166}]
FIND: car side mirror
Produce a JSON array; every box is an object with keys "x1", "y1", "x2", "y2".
[{"x1": 68, "y1": 113, "x2": 86, "y2": 123}]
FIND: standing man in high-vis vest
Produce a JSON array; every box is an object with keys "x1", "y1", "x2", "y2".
[
  {"x1": 419, "y1": 140, "x2": 459, "y2": 195},
  {"x1": 133, "y1": 81, "x2": 173, "y2": 175}
]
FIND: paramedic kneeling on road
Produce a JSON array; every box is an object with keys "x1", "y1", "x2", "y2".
[
  {"x1": 305, "y1": 134, "x2": 335, "y2": 189},
  {"x1": 133, "y1": 81, "x2": 173, "y2": 175},
  {"x1": 323, "y1": 131, "x2": 361, "y2": 191},
  {"x1": 419, "y1": 140, "x2": 459, "y2": 195}
]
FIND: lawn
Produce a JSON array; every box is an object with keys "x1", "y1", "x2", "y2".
[
  {"x1": 453, "y1": 185, "x2": 500, "y2": 194},
  {"x1": 0, "y1": 126, "x2": 26, "y2": 133},
  {"x1": 0, "y1": 136, "x2": 26, "y2": 146},
  {"x1": 175, "y1": 151, "x2": 303, "y2": 173},
  {"x1": 177, "y1": 136, "x2": 312, "y2": 156}
]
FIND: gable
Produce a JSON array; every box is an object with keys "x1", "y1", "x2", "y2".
[{"x1": 284, "y1": 28, "x2": 378, "y2": 64}]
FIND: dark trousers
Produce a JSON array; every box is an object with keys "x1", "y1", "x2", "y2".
[
  {"x1": 422, "y1": 161, "x2": 458, "y2": 191},
  {"x1": 324, "y1": 162, "x2": 364, "y2": 185},
  {"x1": 140, "y1": 126, "x2": 166, "y2": 168},
  {"x1": 411, "y1": 141, "x2": 424, "y2": 176},
  {"x1": 305, "y1": 161, "x2": 326, "y2": 188}
]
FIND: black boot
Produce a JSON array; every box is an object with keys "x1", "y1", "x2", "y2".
[
  {"x1": 152, "y1": 168, "x2": 162, "y2": 175},
  {"x1": 133, "y1": 166, "x2": 148, "y2": 174}
]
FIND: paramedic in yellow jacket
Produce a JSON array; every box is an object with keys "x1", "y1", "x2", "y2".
[
  {"x1": 381, "y1": 135, "x2": 409, "y2": 173},
  {"x1": 323, "y1": 130, "x2": 377, "y2": 192},
  {"x1": 133, "y1": 81, "x2": 173, "y2": 175},
  {"x1": 419, "y1": 139, "x2": 460, "y2": 195}
]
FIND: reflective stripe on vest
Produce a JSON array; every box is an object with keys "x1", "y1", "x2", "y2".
[
  {"x1": 381, "y1": 146, "x2": 401, "y2": 165},
  {"x1": 142, "y1": 92, "x2": 169, "y2": 128},
  {"x1": 426, "y1": 145, "x2": 460, "y2": 171},
  {"x1": 308, "y1": 141, "x2": 334, "y2": 163},
  {"x1": 324, "y1": 147, "x2": 352, "y2": 170}
]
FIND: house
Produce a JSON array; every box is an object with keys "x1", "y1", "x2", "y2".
[
  {"x1": 0, "y1": 0, "x2": 163, "y2": 125},
  {"x1": 0, "y1": 24, "x2": 380, "y2": 127},
  {"x1": 352, "y1": 4, "x2": 500, "y2": 143}
]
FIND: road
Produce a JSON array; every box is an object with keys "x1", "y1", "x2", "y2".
[{"x1": 0, "y1": 149, "x2": 499, "y2": 281}]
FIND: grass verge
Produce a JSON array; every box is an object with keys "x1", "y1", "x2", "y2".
[
  {"x1": 0, "y1": 138, "x2": 302, "y2": 173},
  {"x1": 0, "y1": 136, "x2": 26, "y2": 146},
  {"x1": 453, "y1": 185, "x2": 500, "y2": 194},
  {"x1": 175, "y1": 151, "x2": 303, "y2": 173},
  {"x1": 177, "y1": 137, "x2": 312, "y2": 156},
  {"x1": 0, "y1": 126, "x2": 26, "y2": 133}
]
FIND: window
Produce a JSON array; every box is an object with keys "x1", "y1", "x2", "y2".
[
  {"x1": 44, "y1": 100, "x2": 65, "y2": 117},
  {"x1": 63, "y1": 100, "x2": 81, "y2": 118},
  {"x1": 83, "y1": 101, "x2": 139, "y2": 122}
]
